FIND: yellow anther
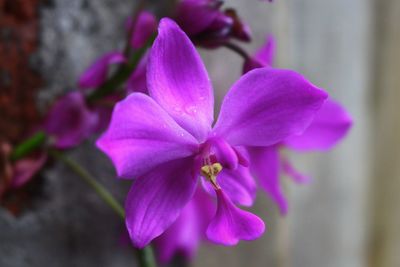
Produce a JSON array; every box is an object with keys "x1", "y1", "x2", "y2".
[{"x1": 201, "y1": 162, "x2": 222, "y2": 189}]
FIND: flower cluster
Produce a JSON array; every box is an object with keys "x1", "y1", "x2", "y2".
[
  {"x1": 97, "y1": 16, "x2": 351, "y2": 263},
  {"x1": 175, "y1": 0, "x2": 251, "y2": 47},
  {"x1": 1, "y1": 0, "x2": 352, "y2": 265}
]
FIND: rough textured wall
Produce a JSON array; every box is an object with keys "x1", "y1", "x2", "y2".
[
  {"x1": 1, "y1": 1, "x2": 137, "y2": 266},
  {"x1": 286, "y1": 1, "x2": 372, "y2": 267},
  {"x1": 0, "y1": 0, "x2": 42, "y2": 143}
]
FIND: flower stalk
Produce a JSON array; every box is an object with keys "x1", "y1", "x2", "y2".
[
  {"x1": 222, "y1": 42, "x2": 250, "y2": 60},
  {"x1": 49, "y1": 149, "x2": 125, "y2": 218},
  {"x1": 49, "y1": 149, "x2": 157, "y2": 267},
  {"x1": 10, "y1": 131, "x2": 47, "y2": 161},
  {"x1": 87, "y1": 41, "x2": 151, "y2": 102}
]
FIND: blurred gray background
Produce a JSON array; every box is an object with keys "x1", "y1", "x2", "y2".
[{"x1": 1, "y1": 0, "x2": 399, "y2": 266}]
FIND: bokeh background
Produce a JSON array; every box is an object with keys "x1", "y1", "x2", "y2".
[{"x1": 0, "y1": 0, "x2": 398, "y2": 266}]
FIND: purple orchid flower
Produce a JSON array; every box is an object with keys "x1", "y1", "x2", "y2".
[
  {"x1": 96, "y1": 18, "x2": 327, "y2": 248},
  {"x1": 79, "y1": 11, "x2": 157, "y2": 90},
  {"x1": 126, "y1": 51, "x2": 149, "y2": 95},
  {"x1": 223, "y1": 8, "x2": 252, "y2": 42},
  {"x1": 175, "y1": 0, "x2": 226, "y2": 36},
  {"x1": 244, "y1": 35, "x2": 353, "y2": 214},
  {"x1": 10, "y1": 153, "x2": 47, "y2": 188},
  {"x1": 126, "y1": 11, "x2": 158, "y2": 49},
  {"x1": 78, "y1": 52, "x2": 126, "y2": 89},
  {"x1": 72, "y1": 11, "x2": 158, "y2": 137},
  {"x1": 243, "y1": 35, "x2": 275, "y2": 73},
  {"x1": 44, "y1": 92, "x2": 99, "y2": 149},
  {"x1": 0, "y1": 142, "x2": 46, "y2": 198},
  {"x1": 175, "y1": 0, "x2": 251, "y2": 47}
]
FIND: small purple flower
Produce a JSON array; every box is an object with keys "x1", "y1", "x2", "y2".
[
  {"x1": 126, "y1": 11, "x2": 158, "y2": 49},
  {"x1": 78, "y1": 52, "x2": 126, "y2": 89},
  {"x1": 0, "y1": 142, "x2": 46, "y2": 197},
  {"x1": 44, "y1": 92, "x2": 99, "y2": 149},
  {"x1": 175, "y1": 0, "x2": 251, "y2": 47},
  {"x1": 175, "y1": 0, "x2": 225, "y2": 36},
  {"x1": 97, "y1": 18, "x2": 327, "y2": 248},
  {"x1": 11, "y1": 153, "x2": 47, "y2": 188},
  {"x1": 79, "y1": 11, "x2": 157, "y2": 90},
  {"x1": 126, "y1": 52, "x2": 149, "y2": 95},
  {"x1": 223, "y1": 8, "x2": 252, "y2": 42},
  {"x1": 245, "y1": 35, "x2": 353, "y2": 214},
  {"x1": 243, "y1": 35, "x2": 275, "y2": 73},
  {"x1": 72, "y1": 12, "x2": 158, "y2": 137}
]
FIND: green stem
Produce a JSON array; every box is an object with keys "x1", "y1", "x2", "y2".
[
  {"x1": 87, "y1": 42, "x2": 151, "y2": 102},
  {"x1": 49, "y1": 149, "x2": 157, "y2": 267},
  {"x1": 10, "y1": 131, "x2": 47, "y2": 161},
  {"x1": 137, "y1": 246, "x2": 157, "y2": 267},
  {"x1": 49, "y1": 149, "x2": 125, "y2": 218}
]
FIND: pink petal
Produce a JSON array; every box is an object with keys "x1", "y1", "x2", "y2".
[
  {"x1": 207, "y1": 12, "x2": 234, "y2": 32},
  {"x1": 44, "y1": 92, "x2": 99, "y2": 149},
  {"x1": 11, "y1": 154, "x2": 47, "y2": 188},
  {"x1": 192, "y1": 12, "x2": 234, "y2": 48},
  {"x1": 219, "y1": 167, "x2": 257, "y2": 207},
  {"x1": 128, "y1": 11, "x2": 157, "y2": 49},
  {"x1": 206, "y1": 189, "x2": 265, "y2": 245},
  {"x1": 147, "y1": 18, "x2": 214, "y2": 142},
  {"x1": 284, "y1": 98, "x2": 352, "y2": 151},
  {"x1": 243, "y1": 35, "x2": 275, "y2": 73},
  {"x1": 78, "y1": 52, "x2": 126, "y2": 89},
  {"x1": 232, "y1": 18, "x2": 252, "y2": 42},
  {"x1": 202, "y1": 166, "x2": 257, "y2": 207},
  {"x1": 126, "y1": 52, "x2": 149, "y2": 95},
  {"x1": 155, "y1": 201, "x2": 199, "y2": 262},
  {"x1": 247, "y1": 146, "x2": 288, "y2": 215},
  {"x1": 175, "y1": 0, "x2": 221, "y2": 36},
  {"x1": 91, "y1": 94, "x2": 123, "y2": 133},
  {"x1": 125, "y1": 157, "x2": 198, "y2": 248},
  {"x1": 154, "y1": 188, "x2": 215, "y2": 263},
  {"x1": 207, "y1": 137, "x2": 239, "y2": 170},
  {"x1": 232, "y1": 146, "x2": 250, "y2": 167},
  {"x1": 213, "y1": 68, "x2": 328, "y2": 147},
  {"x1": 282, "y1": 158, "x2": 311, "y2": 184},
  {"x1": 255, "y1": 34, "x2": 276, "y2": 67},
  {"x1": 96, "y1": 93, "x2": 199, "y2": 179},
  {"x1": 242, "y1": 58, "x2": 265, "y2": 74}
]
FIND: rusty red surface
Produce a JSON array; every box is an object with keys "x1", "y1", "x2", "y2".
[
  {"x1": 0, "y1": 0, "x2": 43, "y2": 214},
  {"x1": 0, "y1": 0, "x2": 42, "y2": 144}
]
